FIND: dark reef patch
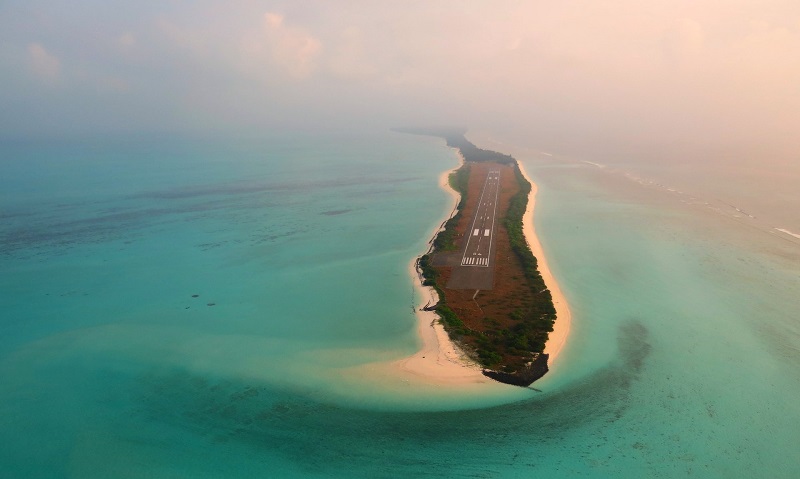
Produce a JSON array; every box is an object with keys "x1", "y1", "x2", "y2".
[
  {"x1": 133, "y1": 176, "x2": 419, "y2": 201},
  {"x1": 321, "y1": 209, "x2": 352, "y2": 216}
]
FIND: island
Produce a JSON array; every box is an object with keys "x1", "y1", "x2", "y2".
[{"x1": 397, "y1": 127, "x2": 558, "y2": 387}]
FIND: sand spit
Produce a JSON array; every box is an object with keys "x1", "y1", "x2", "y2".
[{"x1": 389, "y1": 149, "x2": 493, "y2": 386}]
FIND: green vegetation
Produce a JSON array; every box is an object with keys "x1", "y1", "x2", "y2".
[
  {"x1": 433, "y1": 165, "x2": 470, "y2": 251},
  {"x1": 442, "y1": 135, "x2": 515, "y2": 165},
  {"x1": 393, "y1": 127, "x2": 516, "y2": 165},
  {"x1": 435, "y1": 304, "x2": 465, "y2": 332},
  {"x1": 417, "y1": 254, "x2": 442, "y2": 297},
  {"x1": 503, "y1": 164, "x2": 556, "y2": 333},
  {"x1": 448, "y1": 166, "x2": 470, "y2": 207}
]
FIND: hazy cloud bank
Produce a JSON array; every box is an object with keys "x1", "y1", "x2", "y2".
[{"x1": 1, "y1": 0, "x2": 798, "y2": 159}]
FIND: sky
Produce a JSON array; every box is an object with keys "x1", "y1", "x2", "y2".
[{"x1": 1, "y1": 0, "x2": 799, "y2": 158}]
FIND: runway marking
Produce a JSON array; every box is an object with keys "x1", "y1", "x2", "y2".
[
  {"x1": 460, "y1": 170, "x2": 501, "y2": 268},
  {"x1": 486, "y1": 170, "x2": 500, "y2": 268}
]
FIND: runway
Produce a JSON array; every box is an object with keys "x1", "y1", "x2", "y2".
[{"x1": 460, "y1": 170, "x2": 500, "y2": 268}]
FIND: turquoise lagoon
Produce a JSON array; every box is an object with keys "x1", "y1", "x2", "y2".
[{"x1": 1, "y1": 131, "x2": 799, "y2": 477}]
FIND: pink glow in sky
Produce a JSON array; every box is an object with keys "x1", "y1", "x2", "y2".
[{"x1": 1, "y1": 0, "x2": 799, "y2": 157}]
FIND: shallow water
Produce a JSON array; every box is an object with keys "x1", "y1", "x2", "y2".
[{"x1": 2, "y1": 132, "x2": 799, "y2": 477}]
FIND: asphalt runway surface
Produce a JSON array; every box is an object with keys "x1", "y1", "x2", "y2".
[
  {"x1": 445, "y1": 169, "x2": 500, "y2": 290},
  {"x1": 460, "y1": 170, "x2": 500, "y2": 268}
]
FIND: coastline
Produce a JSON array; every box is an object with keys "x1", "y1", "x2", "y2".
[
  {"x1": 516, "y1": 162, "x2": 572, "y2": 366},
  {"x1": 390, "y1": 148, "x2": 492, "y2": 385},
  {"x1": 339, "y1": 148, "x2": 498, "y2": 391}
]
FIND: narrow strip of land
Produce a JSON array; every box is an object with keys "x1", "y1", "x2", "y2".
[
  {"x1": 344, "y1": 129, "x2": 567, "y2": 391},
  {"x1": 396, "y1": 127, "x2": 560, "y2": 387}
]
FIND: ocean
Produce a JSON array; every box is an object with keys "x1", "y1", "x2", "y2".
[{"x1": 1, "y1": 130, "x2": 799, "y2": 477}]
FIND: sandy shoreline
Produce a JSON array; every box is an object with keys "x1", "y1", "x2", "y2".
[
  {"x1": 339, "y1": 149, "x2": 495, "y2": 390},
  {"x1": 516, "y1": 162, "x2": 572, "y2": 365},
  {"x1": 387, "y1": 149, "x2": 493, "y2": 385}
]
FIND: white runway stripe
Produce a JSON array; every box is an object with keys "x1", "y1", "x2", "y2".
[{"x1": 459, "y1": 257, "x2": 495, "y2": 267}]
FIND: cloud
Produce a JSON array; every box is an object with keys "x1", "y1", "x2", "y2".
[
  {"x1": 265, "y1": 12, "x2": 284, "y2": 29},
  {"x1": 97, "y1": 75, "x2": 130, "y2": 92},
  {"x1": 27, "y1": 43, "x2": 61, "y2": 82},
  {"x1": 156, "y1": 16, "x2": 205, "y2": 57},
  {"x1": 327, "y1": 28, "x2": 377, "y2": 80},
  {"x1": 663, "y1": 18, "x2": 706, "y2": 65},
  {"x1": 118, "y1": 33, "x2": 136, "y2": 49},
  {"x1": 262, "y1": 12, "x2": 321, "y2": 79},
  {"x1": 2, "y1": 0, "x2": 799, "y2": 146}
]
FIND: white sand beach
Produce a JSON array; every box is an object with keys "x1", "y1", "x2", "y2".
[
  {"x1": 386, "y1": 149, "x2": 492, "y2": 386},
  {"x1": 516, "y1": 162, "x2": 571, "y2": 365}
]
